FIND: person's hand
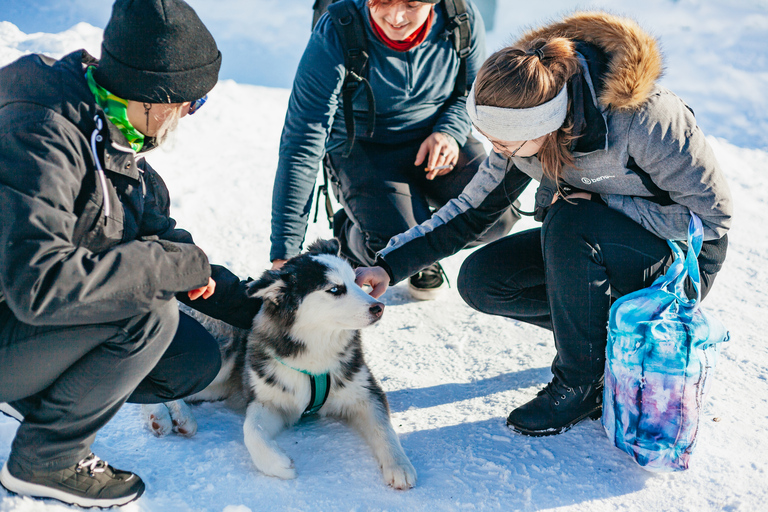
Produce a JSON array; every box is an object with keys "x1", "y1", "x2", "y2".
[
  {"x1": 271, "y1": 259, "x2": 287, "y2": 270},
  {"x1": 188, "y1": 277, "x2": 216, "y2": 300},
  {"x1": 415, "y1": 132, "x2": 459, "y2": 180},
  {"x1": 355, "y1": 266, "x2": 390, "y2": 299}
]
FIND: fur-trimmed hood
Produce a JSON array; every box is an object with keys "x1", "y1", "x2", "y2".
[{"x1": 517, "y1": 11, "x2": 664, "y2": 111}]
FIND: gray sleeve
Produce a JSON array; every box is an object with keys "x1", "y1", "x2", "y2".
[{"x1": 605, "y1": 89, "x2": 732, "y2": 241}]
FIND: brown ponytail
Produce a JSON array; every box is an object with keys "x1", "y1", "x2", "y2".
[{"x1": 474, "y1": 38, "x2": 582, "y2": 182}]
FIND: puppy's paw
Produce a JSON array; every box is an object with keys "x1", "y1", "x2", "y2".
[
  {"x1": 142, "y1": 403, "x2": 173, "y2": 437},
  {"x1": 252, "y1": 449, "x2": 297, "y2": 480},
  {"x1": 382, "y1": 460, "x2": 417, "y2": 490},
  {"x1": 166, "y1": 400, "x2": 197, "y2": 437}
]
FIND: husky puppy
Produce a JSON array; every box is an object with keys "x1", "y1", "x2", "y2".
[{"x1": 143, "y1": 240, "x2": 416, "y2": 489}]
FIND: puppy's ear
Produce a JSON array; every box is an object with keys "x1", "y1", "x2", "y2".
[
  {"x1": 246, "y1": 271, "x2": 284, "y2": 304},
  {"x1": 306, "y1": 238, "x2": 341, "y2": 257}
]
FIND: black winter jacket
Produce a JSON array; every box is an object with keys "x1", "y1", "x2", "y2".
[{"x1": 0, "y1": 50, "x2": 257, "y2": 328}]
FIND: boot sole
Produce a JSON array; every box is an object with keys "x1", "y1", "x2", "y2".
[
  {"x1": 1, "y1": 462, "x2": 144, "y2": 508},
  {"x1": 506, "y1": 407, "x2": 602, "y2": 437},
  {"x1": 0, "y1": 403, "x2": 23, "y2": 422},
  {"x1": 407, "y1": 282, "x2": 447, "y2": 301}
]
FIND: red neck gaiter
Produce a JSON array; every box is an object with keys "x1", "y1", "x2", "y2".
[{"x1": 370, "y1": 9, "x2": 434, "y2": 52}]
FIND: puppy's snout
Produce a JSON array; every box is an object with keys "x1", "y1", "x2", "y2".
[{"x1": 369, "y1": 302, "x2": 385, "y2": 319}]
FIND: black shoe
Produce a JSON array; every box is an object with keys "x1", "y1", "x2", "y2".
[
  {"x1": 0, "y1": 453, "x2": 145, "y2": 508},
  {"x1": 408, "y1": 263, "x2": 448, "y2": 300},
  {"x1": 506, "y1": 377, "x2": 603, "y2": 437}
]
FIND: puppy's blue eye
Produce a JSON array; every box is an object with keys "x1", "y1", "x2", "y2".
[{"x1": 327, "y1": 285, "x2": 345, "y2": 296}]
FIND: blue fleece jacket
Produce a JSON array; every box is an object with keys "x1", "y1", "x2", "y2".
[{"x1": 270, "y1": 0, "x2": 486, "y2": 261}]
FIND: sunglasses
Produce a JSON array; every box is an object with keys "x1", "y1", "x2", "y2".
[
  {"x1": 188, "y1": 95, "x2": 208, "y2": 115},
  {"x1": 490, "y1": 139, "x2": 528, "y2": 158}
]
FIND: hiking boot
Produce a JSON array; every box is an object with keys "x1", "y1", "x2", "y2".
[
  {"x1": 506, "y1": 377, "x2": 603, "y2": 436},
  {"x1": 0, "y1": 403, "x2": 23, "y2": 422},
  {"x1": 408, "y1": 263, "x2": 448, "y2": 300},
  {"x1": 0, "y1": 453, "x2": 145, "y2": 508}
]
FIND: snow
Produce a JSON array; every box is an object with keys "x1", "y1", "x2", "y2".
[{"x1": 1, "y1": 1, "x2": 768, "y2": 511}]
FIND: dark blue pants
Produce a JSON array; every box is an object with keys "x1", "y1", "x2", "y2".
[
  {"x1": 458, "y1": 199, "x2": 716, "y2": 388},
  {"x1": 326, "y1": 135, "x2": 519, "y2": 266},
  {"x1": 0, "y1": 301, "x2": 220, "y2": 470}
]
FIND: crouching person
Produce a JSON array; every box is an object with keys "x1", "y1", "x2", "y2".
[{"x1": 0, "y1": 0, "x2": 258, "y2": 507}]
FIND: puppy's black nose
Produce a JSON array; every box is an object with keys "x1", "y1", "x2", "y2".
[{"x1": 369, "y1": 302, "x2": 385, "y2": 318}]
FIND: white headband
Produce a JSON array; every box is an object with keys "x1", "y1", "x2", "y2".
[{"x1": 466, "y1": 81, "x2": 569, "y2": 141}]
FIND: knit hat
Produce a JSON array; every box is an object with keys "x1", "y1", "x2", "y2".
[{"x1": 93, "y1": 0, "x2": 222, "y2": 104}]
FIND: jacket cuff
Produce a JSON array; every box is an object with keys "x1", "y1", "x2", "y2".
[{"x1": 374, "y1": 255, "x2": 396, "y2": 286}]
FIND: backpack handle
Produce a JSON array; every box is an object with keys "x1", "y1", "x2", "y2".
[{"x1": 657, "y1": 213, "x2": 704, "y2": 308}]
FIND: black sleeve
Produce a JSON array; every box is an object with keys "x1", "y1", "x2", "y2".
[{"x1": 176, "y1": 265, "x2": 262, "y2": 330}]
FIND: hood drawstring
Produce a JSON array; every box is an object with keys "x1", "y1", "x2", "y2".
[{"x1": 90, "y1": 115, "x2": 111, "y2": 220}]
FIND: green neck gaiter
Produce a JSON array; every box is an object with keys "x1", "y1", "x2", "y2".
[{"x1": 85, "y1": 66, "x2": 145, "y2": 152}]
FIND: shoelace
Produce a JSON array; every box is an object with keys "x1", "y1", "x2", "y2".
[
  {"x1": 540, "y1": 381, "x2": 574, "y2": 406},
  {"x1": 416, "y1": 263, "x2": 451, "y2": 288},
  {"x1": 76, "y1": 454, "x2": 108, "y2": 476}
]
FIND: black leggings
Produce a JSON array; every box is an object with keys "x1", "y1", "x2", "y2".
[
  {"x1": 458, "y1": 199, "x2": 715, "y2": 388},
  {"x1": 326, "y1": 135, "x2": 519, "y2": 266}
]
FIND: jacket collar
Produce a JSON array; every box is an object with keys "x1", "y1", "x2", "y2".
[{"x1": 569, "y1": 43, "x2": 610, "y2": 155}]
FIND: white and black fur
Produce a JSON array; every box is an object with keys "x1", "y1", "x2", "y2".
[{"x1": 142, "y1": 240, "x2": 416, "y2": 489}]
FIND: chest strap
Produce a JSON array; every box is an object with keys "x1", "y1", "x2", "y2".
[{"x1": 274, "y1": 356, "x2": 332, "y2": 416}]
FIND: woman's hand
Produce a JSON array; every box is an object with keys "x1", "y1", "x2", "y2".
[
  {"x1": 415, "y1": 132, "x2": 460, "y2": 180},
  {"x1": 355, "y1": 266, "x2": 390, "y2": 299},
  {"x1": 188, "y1": 277, "x2": 216, "y2": 300},
  {"x1": 271, "y1": 259, "x2": 287, "y2": 270}
]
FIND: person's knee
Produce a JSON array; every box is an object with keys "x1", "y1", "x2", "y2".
[
  {"x1": 541, "y1": 199, "x2": 598, "y2": 250},
  {"x1": 457, "y1": 252, "x2": 486, "y2": 312},
  {"x1": 121, "y1": 299, "x2": 180, "y2": 352}
]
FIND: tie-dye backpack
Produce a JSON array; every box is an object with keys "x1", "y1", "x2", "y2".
[{"x1": 602, "y1": 213, "x2": 729, "y2": 472}]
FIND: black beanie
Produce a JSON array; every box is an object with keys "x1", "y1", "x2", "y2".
[{"x1": 93, "y1": 0, "x2": 222, "y2": 103}]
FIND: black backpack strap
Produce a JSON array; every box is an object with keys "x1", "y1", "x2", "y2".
[
  {"x1": 313, "y1": 154, "x2": 336, "y2": 229},
  {"x1": 327, "y1": 0, "x2": 375, "y2": 157},
  {"x1": 441, "y1": 0, "x2": 471, "y2": 97},
  {"x1": 312, "y1": 0, "x2": 337, "y2": 29}
]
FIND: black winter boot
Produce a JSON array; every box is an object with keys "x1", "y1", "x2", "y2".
[{"x1": 506, "y1": 377, "x2": 603, "y2": 436}]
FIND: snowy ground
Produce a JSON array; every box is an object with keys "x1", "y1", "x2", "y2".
[{"x1": 1, "y1": 1, "x2": 768, "y2": 511}]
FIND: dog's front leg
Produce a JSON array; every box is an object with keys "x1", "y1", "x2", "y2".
[
  {"x1": 344, "y1": 399, "x2": 417, "y2": 490},
  {"x1": 243, "y1": 402, "x2": 296, "y2": 479}
]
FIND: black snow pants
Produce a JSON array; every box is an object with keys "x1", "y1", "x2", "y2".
[
  {"x1": 325, "y1": 135, "x2": 520, "y2": 266},
  {"x1": 0, "y1": 300, "x2": 220, "y2": 471},
  {"x1": 457, "y1": 198, "x2": 717, "y2": 388}
]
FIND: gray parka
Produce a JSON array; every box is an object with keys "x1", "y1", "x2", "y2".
[{"x1": 378, "y1": 12, "x2": 733, "y2": 283}]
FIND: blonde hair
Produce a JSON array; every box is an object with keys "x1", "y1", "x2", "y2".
[{"x1": 474, "y1": 37, "x2": 582, "y2": 182}]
